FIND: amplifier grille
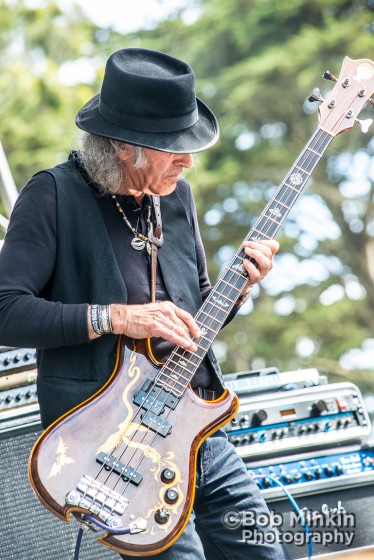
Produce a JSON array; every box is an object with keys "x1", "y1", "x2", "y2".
[{"x1": 0, "y1": 424, "x2": 118, "y2": 560}]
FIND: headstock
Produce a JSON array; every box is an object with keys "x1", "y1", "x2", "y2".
[{"x1": 309, "y1": 57, "x2": 374, "y2": 137}]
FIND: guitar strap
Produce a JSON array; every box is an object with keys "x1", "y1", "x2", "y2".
[{"x1": 148, "y1": 195, "x2": 163, "y2": 303}]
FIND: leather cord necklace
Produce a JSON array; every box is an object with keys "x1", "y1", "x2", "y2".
[{"x1": 111, "y1": 194, "x2": 150, "y2": 251}]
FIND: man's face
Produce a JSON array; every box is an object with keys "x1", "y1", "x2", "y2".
[{"x1": 119, "y1": 146, "x2": 193, "y2": 197}]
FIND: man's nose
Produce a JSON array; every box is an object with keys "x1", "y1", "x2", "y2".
[{"x1": 178, "y1": 153, "x2": 193, "y2": 168}]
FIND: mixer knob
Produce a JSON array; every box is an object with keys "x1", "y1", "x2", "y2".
[
  {"x1": 324, "y1": 421, "x2": 333, "y2": 431},
  {"x1": 335, "y1": 465, "x2": 344, "y2": 475},
  {"x1": 324, "y1": 466, "x2": 334, "y2": 477},
  {"x1": 262, "y1": 477, "x2": 272, "y2": 488},
  {"x1": 314, "y1": 468, "x2": 322, "y2": 479},
  {"x1": 312, "y1": 400, "x2": 328, "y2": 415},
  {"x1": 303, "y1": 471, "x2": 314, "y2": 480},
  {"x1": 239, "y1": 415, "x2": 250, "y2": 426},
  {"x1": 253, "y1": 409, "x2": 268, "y2": 426},
  {"x1": 281, "y1": 474, "x2": 293, "y2": 484}
]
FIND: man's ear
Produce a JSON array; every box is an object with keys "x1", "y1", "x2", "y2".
[{"x1": 110, "y1": 140, "x2": 132, "y2": 162}]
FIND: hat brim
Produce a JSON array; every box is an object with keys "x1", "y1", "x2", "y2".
[{"x1": 75, "y1": 94, "x2": 219, "y2": 154}]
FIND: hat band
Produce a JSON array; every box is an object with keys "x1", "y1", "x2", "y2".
[{"x1": 98, "y1": 98, "x2": 199, "y2": 133}]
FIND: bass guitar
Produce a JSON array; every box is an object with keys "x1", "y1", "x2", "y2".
[{"x1": 28, "y1": 56, "x2": 374, "y2": 556}]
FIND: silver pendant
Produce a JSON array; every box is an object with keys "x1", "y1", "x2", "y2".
[{"x1": 131, "y1": 237, "x2": 146, "y2": 251}]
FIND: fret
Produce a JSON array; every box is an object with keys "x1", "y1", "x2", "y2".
[
  {"x1": 169, "y1": 353, "x2": 200, "y2": 371},
  {"x1": 210, "y1": 278, "x2": 240, "y2": 302},
  {"x1": 272, "y1": 198, "x2": 291, "y2": 210},
  {"x1": 219, "y1": 277, "x2": 243, "y2": 293},
  {"x1": 297, "y1": 151, "x2": 320, "y2": 173},
  {"x1": 196, "y1": 323, "x2": 219, "y2": 337},
  {"x1": 259, "y1": 213, "x2": 281, "y2": 227},
  {"x1": 228, "y1": 266, "x2": 248, "y2": 282},
  {"x1": 250, "y1": 228, "x2": 272, "y2": 240},
  {"x1": 211, "y1": 291, "x2": 237, "y2": 305},
  {"x1": 293, "y1": 164, "x2": 311, "y2": 175},
  {"x1": 282, "y1": 181, "x2": 304, "y2": 193},
  {"x1": 201, "y1": 300, "x2": 232, "y2": 315},
  {"x1": 156, "y1": 371, "x2": 186, "y2": 390}
]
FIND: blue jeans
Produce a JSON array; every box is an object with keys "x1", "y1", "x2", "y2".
[{"x1": 120, "y1": 430, "x2": 289, "y2": 560}]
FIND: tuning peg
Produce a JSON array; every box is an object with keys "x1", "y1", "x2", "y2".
[
  {"x1": 308, "y1": 88, "x2": 324, "y2": 103},
  {"x1": 355, "y1": 118, "x2": 373, "y2": 133},
  {"x1": 322, "y1": 70, "x2": 338, "y2": 82}
]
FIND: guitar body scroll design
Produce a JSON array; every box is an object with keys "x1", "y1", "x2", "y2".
[
  {"x1": 29, "y1": 56, "x2": 374, "y2": 556},
  {"x1": 29, "y1": 343, "x2": 238, "y2": 556}
]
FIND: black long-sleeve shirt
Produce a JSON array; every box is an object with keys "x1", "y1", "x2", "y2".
[{"x1": 0, "y1": 161, "x2": 224, "y2": 386}]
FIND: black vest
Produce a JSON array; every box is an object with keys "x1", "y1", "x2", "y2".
[{"x1": 36, "y1": 159, "x2": 223, "y2": 427}]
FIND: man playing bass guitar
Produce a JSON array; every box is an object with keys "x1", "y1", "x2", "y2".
[{"x1": 0, "y1": 48, "x2": 288, "y2": 560}]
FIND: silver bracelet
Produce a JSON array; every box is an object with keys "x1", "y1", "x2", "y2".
[
  {"x1": 236, "y1": 286, "x2": 253, "y2": 306},
  {"x1": 99, "y1": 304, "x2": 113, "y2": 334},
  {"x1": 91, "y1": 304, "x2": 113, "y2": 335},
  {"x1": 91, "y1": 304, "x2": 102, "y2": 335}
]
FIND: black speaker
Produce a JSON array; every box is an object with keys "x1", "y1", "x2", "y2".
[
  {"x1": 0, "y1": 420, "x2": 119, "y2": 560},
  {"x1": 265, "y1": 484, "x2": 374, "y2": 559}
]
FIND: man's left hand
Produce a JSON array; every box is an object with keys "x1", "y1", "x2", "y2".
[{"x1": 241, "y1": 239, "x2": 279, "y2": 290}]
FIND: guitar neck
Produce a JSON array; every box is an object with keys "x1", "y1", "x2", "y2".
[{"x1": 156, "y1": 128, "x2": 333, "y2": 396}]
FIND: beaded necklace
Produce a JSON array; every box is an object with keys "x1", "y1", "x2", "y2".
[{"x1": 111, "y1": 194, "x2": 151, "y2": 252}]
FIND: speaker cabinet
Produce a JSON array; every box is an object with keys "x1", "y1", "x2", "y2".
[
  {"x1": 0, "y1": 421, "x2": 119, "y2": 560},
  {"x1": 266, "y1": 483, "x2": 374, "y2": 559}
]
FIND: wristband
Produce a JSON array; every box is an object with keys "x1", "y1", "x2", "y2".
[{"x1": 90, "y1": 304, "x2": 113, "y2": 335}]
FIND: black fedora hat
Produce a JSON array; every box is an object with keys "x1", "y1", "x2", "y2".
[{"x1": 75, "y1": 48, "x2": 219, "y2": 153}]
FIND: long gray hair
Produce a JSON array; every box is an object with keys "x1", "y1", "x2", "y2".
[{"x1": 77, "y1": 132, "x2": 147, "y2": 195}]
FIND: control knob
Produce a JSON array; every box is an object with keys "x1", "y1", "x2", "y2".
[
  {"x1": 252, "y1": 409, "x2": 268, "y2": 426},
  {"x1": 311, "y1": 400, "x2": 328, "y2": 415}
]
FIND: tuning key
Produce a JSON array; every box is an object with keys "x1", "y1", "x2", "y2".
[
  {"x1": 322, "y1": 70, "x2": 338, "y2": 82},
  {"x1": 356, "y1": 118, "x2": 373, "y2": 133},
  {"x1": 308, "y1": 88, "x2": 324, "y2": 103}
]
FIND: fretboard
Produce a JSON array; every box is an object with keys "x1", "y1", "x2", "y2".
[{"x1": 155, "y1": 128, "x2": 334, "y2": 397}]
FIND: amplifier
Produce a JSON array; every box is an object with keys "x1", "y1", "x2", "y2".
[
  {"x1": 0, "y1": 420, "x2": 119, "y2": 560},
  {"x1": 244, "y1": 444, "x2": 374, "y2": 559},
  {"x1": 224, "y1": 383, "x2": 371, "y2": 459},
  {"x1": 0, "y1": 346, "x2": 37, "y2": 374},
  {"x1": 247, "y1": 444, "x2": 374, "y2": 496},
  {"x1": 0, "y1": 347, "x2": 39, "y2": 433},
  {"x1": 224, "y1": 367, "x2": 326, "y2": 396}
]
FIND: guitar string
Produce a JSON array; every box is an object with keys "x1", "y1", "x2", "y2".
[
  {"x1": 87, "y1": 129, "x2": 334, "y2": 518},
  {"x1": 88, "y1": 128, "x2": 332, "y2": 511}
]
